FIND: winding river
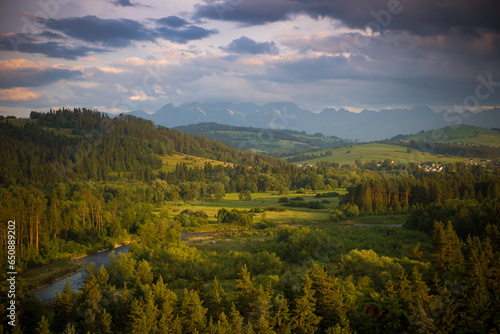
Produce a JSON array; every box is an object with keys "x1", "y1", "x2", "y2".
[{"x1": 34, "y1": 232, "x2": 221, "y2": 302}]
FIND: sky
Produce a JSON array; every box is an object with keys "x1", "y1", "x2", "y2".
[{"x1": 0, "y1": 0, "x2": 499, "y2": 117}]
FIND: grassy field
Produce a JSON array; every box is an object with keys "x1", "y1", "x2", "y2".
[
  {"x1": 160, "y1": 153, "x2": 234, "y2": 172},
  {"x1": 290, "y1": 142, "x2": 472, "y2": 165},
  {"x1": 404, "y1": 125, "x2": 500, "y2": 147},
  {"x1": 161, "y1": 190, "x2": 405, "y2": 233},
  {"x1": 168, "y1": 192, "x2": 337, "y2": 226}
]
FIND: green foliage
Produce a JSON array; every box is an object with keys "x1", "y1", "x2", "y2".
[
  {"x1": 217, "y1": 208, "x2": 253, "y2": 226},
  {"x1": 179, "y1": 289, "x2": 207, "y2": 333},
  {"x1": 35, "y1": 315, "x2": 50, "y2": 334},
  {"x1": 239, "y1": 190, "x2": 252, "y2": 201},
  {"x1": 340, "y1": 249, "x2": 403, "y2": 290},
  {"x1": 235, "y1": 265, "x2": 257, "y2": 319},
  {"x1": 292, "y1": 273, "x2": 322, "y2": 334},
  {"x1": 359, "y1": 290, "x2": 417, "y2": 334}
]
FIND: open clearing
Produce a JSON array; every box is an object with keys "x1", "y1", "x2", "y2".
[{"x1": 290, "y1": 142, "x2": 473, "y2": 165}]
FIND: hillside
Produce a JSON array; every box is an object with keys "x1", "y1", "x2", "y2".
[
  {"x1": 286, "y1": 142, "x2": 478, "y2": 166},
  {"x1": 389, "y1": 125, "x2": 500, "y2": 159},
  {"x1": 400, "y1": 125, "x2": 500, "y2": 147},
  {"x1": 175, "y1": 122, "x2": 354, "y2": 157}
]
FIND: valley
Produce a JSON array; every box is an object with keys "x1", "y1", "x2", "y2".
[{"x1": 0, "y1": 109, "x2": 499, "y2": 334}]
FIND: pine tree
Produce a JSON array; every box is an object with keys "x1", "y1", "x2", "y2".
[
  {"x1": 62, "y1": 323, "x2": 76, "y2": 334},
  {"x1": 252, "y1": 284, "x2": 275, "y2": 334},
  {"x1": 179, "y1": 289, "x2": 207, "y2": 334},
  {"x1": 95, "y1": 308, "x2": 112, "y2": 334},
  {"x1": 208, "y1": 277, "x2": 230, "y2": 321},
  {"x1": 292, "y1": 273, "x2": 321, "y2": 334},
  {"x1": 463, "y1": 236, "x2": 489, "y2": 308},
  {"x1": 235, "y1": 265, "x2": 257, "y2": 318},
  {"x1": 308, "y1": 263, "x2": 350, "y2": 331},
  {"x1": 216, "y1": 312, "x2": 232, "y2": 334},
  {"x1": 35, "y1": 315, "x2": 50, "y2": 334},
  {"x1": 273, "y1": 294, "x2": 292, "y2": 334},
  {"x1": 432, "y1": 221, "x2": 463, "y2": 273},
  {"x1": 54, "y1": 279, "x2": 76, "y2": 331},
  {"x1": 230, "y1": 303, "x2": 244, "y2": 334}
]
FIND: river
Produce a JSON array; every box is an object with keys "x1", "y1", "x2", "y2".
[{"x1": 34, "y1": 232, "x2": 222, "y2": 302}]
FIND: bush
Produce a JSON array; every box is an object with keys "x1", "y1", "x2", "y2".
[
  {"x1": 314, "y1": 192, "x2": 341, "y2": 198},
  {"x1": 264, "y1": 207, "x2": 287, "y2": 212},
  {"x1": 217, "y1": 208, "x2": 253, "y2": 226},
  {"x1": 278, "y1": 197, "x2": 290, "y2": 203},
  {"x1": 239, "y1": 190, "x2": 252, "y2": 201}
]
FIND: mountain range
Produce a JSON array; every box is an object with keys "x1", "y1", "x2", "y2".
[{"x1": 126, "y1": 102, "x2": 500, "y2": 141}]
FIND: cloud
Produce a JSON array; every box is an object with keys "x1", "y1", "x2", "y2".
[
  {"x1": 194, "y1": 0, "x2": 500, "y2": 37},
  {"x1": 222, "y1": 36, "x2": 279, "y2": 55},
  {"x1": 17, "y1": 15, "x2": 217, "y2": 50},
  {"x1": 267, "y1": 55, "x2": 354, "y2": 82},
  {"x1": 0, "y1": 59, "x2": 83, "y2": 88},
  {"x1": 0, "y1": 87, "x2": 42, "y2": 101},
  {"x1": 43, "y1": 15, "x2": 156, "y2": 48},
  {"x1": 156, "y1": 24, "x2": 217, "y2": 44},
  {"x1": 194, "y1": 0, "x2": 302, "y2": 25},
  {"x1": 157, "y1": 16, "x2": 189, "y2": 28},
  {"x1": 112, "y1": 0, "x2": 136, "y2": 7},
  {"x1": 0, "y1": 33, "x2": 109, "y2": 60}
]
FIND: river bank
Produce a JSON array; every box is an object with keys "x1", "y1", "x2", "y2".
[
  {"x1": 23, "y1": 240, "x2": 134, "y2": 292},
  {"x1": 31, "y1": 229, "x2": 242, "y2": 302}
]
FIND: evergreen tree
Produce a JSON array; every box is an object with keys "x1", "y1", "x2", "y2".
[
  {"x1": 308, "y1": 263, "x2": 351, "y2": 331},
  {"x1": 432, "y1": 221, "x2": 463, "y2": 273},
  {"x1": 273, "y1": 294, "x2": 292, "y2": 334},
  {"x1": 35, "y1": 315, "x2": 50, "y2": 334},
  {"x1": 62, "y1": 323, "x2": 76, "y2": 334},
  {"x1": 179, "y1": 289, "x2": 207, "y2": 334},
  {"x1": 235, "y1": 265, "x2": 257, "y2": 318},
  {"x1": 208, "y1": 277, "x2": 230, "y2": 321},
  {"x1": 229, "y1": 303, "x2": 245, "y2": 334},
  {"x1": 292, "y1": 273, "x2": 321, "y2": 334},
  {"x1": 252, "y1": 284, "x2": 275, "y2": 334},
  {"x1": 54, "y1": 279, "x2": 76, "y2": 332}
]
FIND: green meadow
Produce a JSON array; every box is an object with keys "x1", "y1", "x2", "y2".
[{"x1": 289, "y1": 142, "x2": 472, "y2": 165}]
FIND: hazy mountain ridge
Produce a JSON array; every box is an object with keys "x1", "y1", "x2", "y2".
[{"x1": 128, "y1": 102, "x2": 500, "y2": 141}]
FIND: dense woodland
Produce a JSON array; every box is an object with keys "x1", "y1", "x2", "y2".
[
  {"x1": 175, "y1": 123, "x2": 349, "y2": 158},
  {"x1": 1, "y1": 109, "x2": 499, "y2": 333}
]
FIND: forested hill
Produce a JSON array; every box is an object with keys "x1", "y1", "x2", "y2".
[
  {"x1": 1, "y1": 108, "x2": 284, "y2": 187},
  {"x1": 175, "y1": 122, "x2": 353, "y2": 157},
  {"x1": 0, "y1": 108, "x2": 286, "y2": 275}
]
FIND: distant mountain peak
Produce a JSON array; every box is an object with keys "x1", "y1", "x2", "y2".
[{"x1": 124, "y1": 102, "x2": 500, "y2": 141}]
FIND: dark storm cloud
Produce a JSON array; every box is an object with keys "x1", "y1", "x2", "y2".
[
  {"x1": 222, "y1": 36, "x2": 279, "y2": 55},
  {"x1": 157, "y1": 16, "x2": 189, "y2": 28},
  {"x1": 0, "y1": 33, "x2": 109, "y2": 60},
  {"x1": 194, "y1": 0, "x2": 500, "y2": 36},
  {"x1": 156, "y1": 25, "x2": 217, "y2": 44},
  {"x1": 194, "y1": 0, "x2": 303, "y2": 25},
  {"x1": 112, "y1": 0, "x2": 136, "y2": 7},
  {"x1": 0, "y1": 14, "x2": 218, "y2": 59},
  {"x1": 43, "y1": 15, "x2": 156, "y2": 48},
  {"x1": 39, "y1": 31, "x2": 65, "y2": 39},
  {"x1": 0, "y1": 67, "x2": 83, "y2": 89},
  {"x1": 35, "y1": 15, "x2": 216, "y2": 48}
]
